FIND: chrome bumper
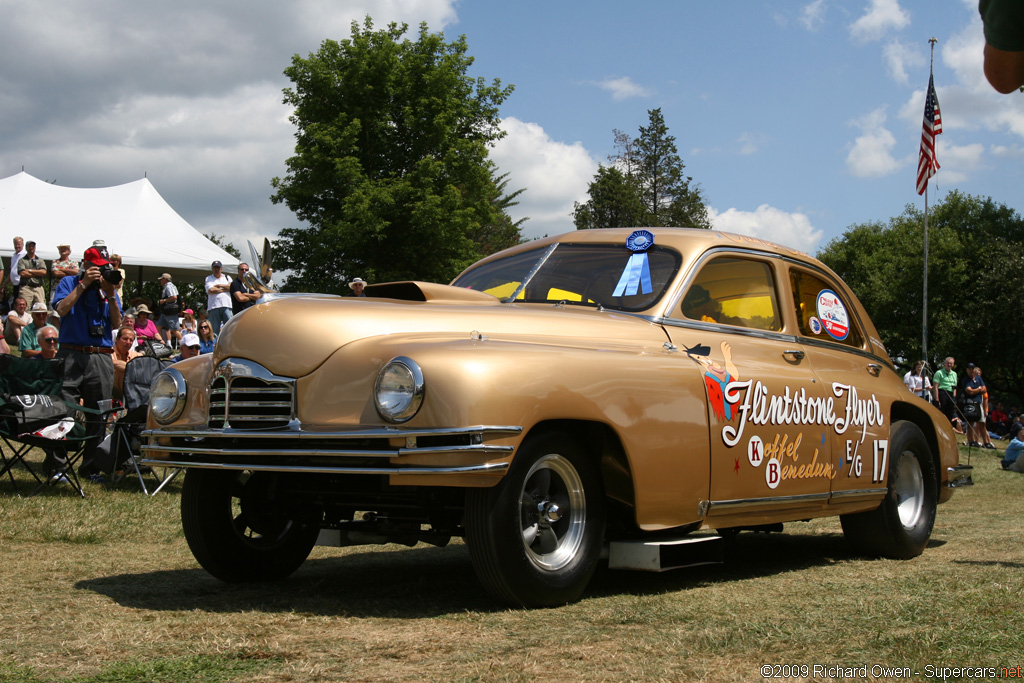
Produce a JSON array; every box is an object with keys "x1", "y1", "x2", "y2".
[{"x1": 140, "y1": 424, "x2": 521, "y2": 475}]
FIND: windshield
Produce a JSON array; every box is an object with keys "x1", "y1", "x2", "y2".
[{"x1": 451, "y1": 243, "x2": 682, "y2": 312}]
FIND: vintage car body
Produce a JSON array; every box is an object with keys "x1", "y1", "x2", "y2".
[{"x1": 143, "y1": 228, "x2": 970, "y2": 607}]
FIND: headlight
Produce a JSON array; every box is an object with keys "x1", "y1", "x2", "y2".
[
  {"x1": 150, "y1": 369, "x2": 187, "y2": 424},
  {"x1": 374, "y1": 356, "x2": 424, "y2": 423}
]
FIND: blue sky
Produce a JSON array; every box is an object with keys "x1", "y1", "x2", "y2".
[{"x1": 1, "y1": 0, "x2": 1019, "y2": 262}]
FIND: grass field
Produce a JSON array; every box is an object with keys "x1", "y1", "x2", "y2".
[{"x1": 0, "y1": 445, "x2": 1021, "y2": 683}]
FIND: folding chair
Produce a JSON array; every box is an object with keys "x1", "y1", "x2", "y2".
[
  {"x1": 106, "y1": 355, "x2": 179, "y2": 494},
  {"x1": 0, "y1": 355, "x2": 110, "y2": 497}
]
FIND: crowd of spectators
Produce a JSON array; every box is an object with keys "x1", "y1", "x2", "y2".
[
  {"x1": 910, "y1": 356, "x2": 1024, "y2": 472},
  {"x1": 2, "y1": 238, "x2": 263, "y2": 483}
]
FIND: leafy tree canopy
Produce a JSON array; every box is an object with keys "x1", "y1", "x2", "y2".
[
  {"x1": 271, "y1": 18, "x2": 522, "y2": 293},
  {"x1": 818, "y1": 190, "x2": 1024, "y2": 405},
  {"x1": 574, "y1": 108, "x2": 711, "y2": 231}
]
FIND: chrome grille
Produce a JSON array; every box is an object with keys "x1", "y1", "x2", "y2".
[{"x1": 209, "y1": 358, "x2": 295, "y2": 430}]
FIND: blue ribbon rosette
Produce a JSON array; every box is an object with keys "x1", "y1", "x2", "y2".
[{"x1": 612, "y1": 230, "x2": 655, "y2": 297}]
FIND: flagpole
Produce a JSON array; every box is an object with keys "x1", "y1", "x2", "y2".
[{"x1": 922, "y1": 37, "x2": 937, "y2": 367}]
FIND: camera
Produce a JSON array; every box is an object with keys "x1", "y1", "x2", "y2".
[
  {"x1": 89, "y1": 324, "x2": 106, "y2": 338},
  {"x1": 99, "y1": 263, "x2": 123, "y2": 285},
  {"x1": 79, "y1": 264, "x2": 123, "y2": 290}
]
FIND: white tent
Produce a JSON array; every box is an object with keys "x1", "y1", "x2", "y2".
[{"x1": 0, "y1": 172, "x2": 239, "y2": 284}]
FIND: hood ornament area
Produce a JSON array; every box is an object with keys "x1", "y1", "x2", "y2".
[{"x1": 243, "y1": 238, "x2": 279, "y2": 296}]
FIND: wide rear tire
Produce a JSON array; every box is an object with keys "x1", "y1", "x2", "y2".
[
  {"x1": 841, "y1": 421, "x2": 937, "y2": 559},
  {"x1": 465, "y1": 432, "x2": 605, "y2": 608},
  {"x1": 181, "y1": 468, "x2": 320, "y2": 582}
]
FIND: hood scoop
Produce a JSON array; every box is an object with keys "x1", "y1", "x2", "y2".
[{"x1": 365, "y1": 281, "x2": 499, "y2": 304}]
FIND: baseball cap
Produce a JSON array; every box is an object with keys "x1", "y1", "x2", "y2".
[
  {"x1": 160, "y1": 273, "x2": 172, "y2": 281},
  {"x1": 83, "y1": 247, "x2": 110, "y2": 266},
  {"x1": 181, "y1": 332, "x2": 201, "y2": 347},
  {"x1": 212, "y1": 260, "x2": 223, "y2": 268}
]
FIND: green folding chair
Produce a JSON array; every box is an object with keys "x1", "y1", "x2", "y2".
[{"x1": 0, "y1": 355, "x2": 110, "y2": 497}]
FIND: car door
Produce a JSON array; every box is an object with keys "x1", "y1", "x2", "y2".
[
  {"x1": 664, "y1": 252, "x2": 834, "y2": 521},
  {"x1": 786, "y1": 265, "x2": 892, "y2": 504}
]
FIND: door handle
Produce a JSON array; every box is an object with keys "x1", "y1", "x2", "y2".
[
  {"x1": 867, "y1": 363, "x2": 882, "y2": 377},
  {"x1": 783, "y1": 349, "x2": 805, "y2": 362}
]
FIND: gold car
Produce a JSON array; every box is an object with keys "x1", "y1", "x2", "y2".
[{"x1": 143, "y1": 228, "x2": 971, "y2": 607}]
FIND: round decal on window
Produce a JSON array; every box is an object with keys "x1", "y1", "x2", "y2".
[
  {"x1": 815, "y1": 289, "x2": 849, "y2": 341},
  {"x1": 809, "y1": 316, "x2": 822, "y2": 335}
]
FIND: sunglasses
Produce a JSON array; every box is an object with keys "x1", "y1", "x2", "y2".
[
  {"x1": 41, "y1": 338, "x2": 59, "y2": 344},
  {"x1": 185, "y1": 345, "x2": 200, "y2": 351},
  {"x1": 200, "y1": 325, "x2": 210, "y2": 329}
]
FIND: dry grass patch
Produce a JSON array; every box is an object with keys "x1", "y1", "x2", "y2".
[{"x1": 1, "y1": 445, "x2": 1022, "y2": 681}]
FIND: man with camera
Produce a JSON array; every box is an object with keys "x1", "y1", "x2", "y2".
[{"x1": 52, "y1": 246, "x2": 123, "y2": 480}]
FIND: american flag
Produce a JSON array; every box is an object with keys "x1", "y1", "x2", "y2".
[{"x1": 916, "y1": 74, "x2": 942, "y2": 195}]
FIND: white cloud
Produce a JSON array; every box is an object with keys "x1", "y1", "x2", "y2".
[
  {"x1": 491, "y1": 117, "x2": 599, "y2": 240},
  {"x1": 849, "y1": 0, "x2": 910, "y2": 42},
  {"x1": 708, "y1": 205, "x2": 824, "y2": 253},
  {"x1": 737, "y1": 132, "x2": 766, "y2": 155},
  {"x1": 0, "y1": 0, "x2": 462, "y2": 259},
  {"x1": 933, "y1": 141, "x2": 985, "y2": 184},
  {"x1": 800, "y1": 0, "x2": 828, "y2": 31},
  {"x1": 593, "y1": 77, "x2": 653, "y2": 101},
  {"x1": 883, "y1": 39, "x2": 924, "y2": 85},
  {"x1": 845, "y1": 107, "x2": 908, "y2": 177}
]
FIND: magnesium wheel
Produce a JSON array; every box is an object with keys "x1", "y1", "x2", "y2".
[
  {"x1": 181, "y1": 468, "x2": 320, "y2": 582},
  {"x1": 465, "y1": 432, "x2": 605, "y2": 608},
  {"x1": 840, "y1": 420, "x2": 938, "y2": 559}
]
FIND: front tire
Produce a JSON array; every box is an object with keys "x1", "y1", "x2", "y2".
[
  {"x1": 465, "y1": 432, "x2": 605, "y2": 607},
  {"x1": 181, "y1": 468, "x2": 320, "y2": 582},
  {"x1": 841, "y1": 421, "x2": 938, "y2": 559}
]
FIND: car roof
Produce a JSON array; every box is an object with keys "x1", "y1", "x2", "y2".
[{"x1": 475, "y1": 227, "x2": 818, "y2": 267}]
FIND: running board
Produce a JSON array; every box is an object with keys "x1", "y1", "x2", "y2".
[{"x1": 607, "y1": 535, "x2": 724, "y2": 572}]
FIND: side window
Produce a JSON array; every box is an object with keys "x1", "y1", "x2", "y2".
[
  {"x1": 678, "y1": 257, "x2": 781, "y2": 331},
  {"x1": 789, "y1": 268, "x2": 864, "y2": 348}
]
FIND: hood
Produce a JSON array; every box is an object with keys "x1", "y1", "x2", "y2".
[{"x1": 214, "y1": 284, "x2": 669, "y2": 378}]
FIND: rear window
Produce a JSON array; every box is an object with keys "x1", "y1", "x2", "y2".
[{"x1": 790, "y1": 268, "x2": 864, "y2": 348}]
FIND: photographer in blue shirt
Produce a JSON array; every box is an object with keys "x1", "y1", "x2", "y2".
[{"x1": 52, "y1": 247, "x2": 122, "y2": 480}]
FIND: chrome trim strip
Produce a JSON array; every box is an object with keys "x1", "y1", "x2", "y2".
[
  {"x1": 708, "y1": 492, "x2": 831, "y2": 511},
  {"x1": 137, "y1": 458, "x2": 510, "y2": 476},
  {"x1": 140, "y1": 443, "x2": 515, "y2": 457},
  {"x1": 143, "y1": 424, "x2": 523, "y2": 440},
  {"x1": 829, "y1": 487, "x2": 888, "y2": 500}
]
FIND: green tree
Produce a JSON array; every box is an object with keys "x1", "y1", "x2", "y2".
[
  {"x1": 572, "y1": 166, "x2": 647, "y2": 230},
  {"x1": 270, "y1": 18, "x2": 521, "y2": 293},
  {"x1": 574, "y1": 109, "x2": 710, "y2": 230},
  {"x1": 817, "y1": 191, "x2": 1024, "y2": 404}
]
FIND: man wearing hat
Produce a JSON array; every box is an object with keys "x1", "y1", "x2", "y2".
[
  {"x1": 348, "y1": 277, "x2": 367, "y2": 297},
  {"x1": 205, "y1": 260, "x2": 233, "y2": 334},
  {"x1": 18, "y1": 302, "x2": 56, "y2": 359},
  {"x1": 52, "y1": 246, "x2": 123, "y2": 480},
  {"x1": 156, "y1": 272, "x2": 181, "y2": 348},
  {"x1": 16, "y1": 240, "x2": 48, "y2": 309},
  {"x1": 174, "y1": 331, "x2": 202, "y2": 363}
]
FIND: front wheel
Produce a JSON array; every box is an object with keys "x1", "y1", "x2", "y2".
[
  {"x1": 465, "y1": 432, "x2": 605, "y2": 607},
  {"x1": 181, "y1": 468, "x2": 320, "y2": 582},
  {"x1": 841, "y1": 421, "x2": 938, "y2": 559}
]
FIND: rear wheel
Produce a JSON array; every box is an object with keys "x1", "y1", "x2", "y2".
[
  {"x1": 840, "y1": 421, "x2": 937, "y2": 559},
  {"x1": 465, "y1": 432, "x2": 605, "y2": 607},
  {"x1": 181, "y1": 468, "x2": 320, "y2": 582}
]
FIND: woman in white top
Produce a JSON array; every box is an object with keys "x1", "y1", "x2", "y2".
[{"x1": 904, "y1": 361, "x2": 932, "y2": 400}]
